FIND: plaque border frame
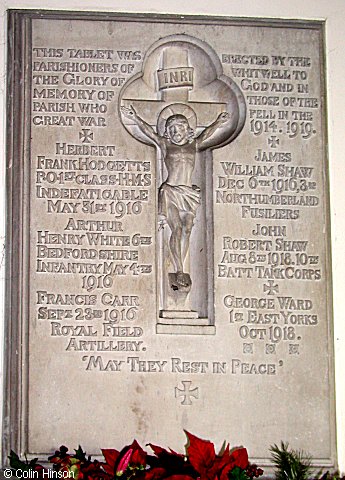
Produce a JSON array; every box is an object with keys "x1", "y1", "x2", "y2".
[{"x1": 3, "y1": 9, "x2": 337, "y2": 470}]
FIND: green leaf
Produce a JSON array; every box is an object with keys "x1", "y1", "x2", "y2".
[
  {"x1": 74, "y1": 445, "x2": 86, "y2": 461},
  {"x1": 8, "y1": 451, "x2": 32, "y2": 471},
  {"x1": 270, "y1": 442, "x2": 312, "y2": 480},
  {"x1": 228, "y1": 466, "x2": 250, "y2": 480}
]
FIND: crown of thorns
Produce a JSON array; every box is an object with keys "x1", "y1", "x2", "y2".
[{"x1": 165, "y1": 114, "x2": 190, "y2": 126}]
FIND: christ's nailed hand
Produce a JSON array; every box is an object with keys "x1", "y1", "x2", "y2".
[
  {"x1": 121, "y1": 105, "x2": 137, "y2": 120},
  {"x1": 217, "y1": 111, "x2": 230, "y2": 123}
]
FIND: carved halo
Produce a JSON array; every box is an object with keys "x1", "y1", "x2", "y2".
[{"x1": 157, "y1": 103, "x2": 197, "y2": 137}]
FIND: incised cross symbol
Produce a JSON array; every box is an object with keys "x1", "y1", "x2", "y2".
[
  {"x1": 175, "y1": 381, "x2": 199, "y2": 405},
  {"x1": 268, "y1": 135, "x2": 280, "y2": 148},
  {"x1": 263, "y1": 280, "x2": 279, "y2": 295},
  {"x1": 79, "y1": 128, "x2": 94, "y2": 143}
]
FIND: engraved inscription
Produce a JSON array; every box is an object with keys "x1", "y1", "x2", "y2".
[{"x1": 29, "y1": 26, "x2": 328, "y2": 381}]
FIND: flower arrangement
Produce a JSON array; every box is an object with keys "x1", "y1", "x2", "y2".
[{"x1": 9, "y1": 431, "x2": 264, "y2": 480}]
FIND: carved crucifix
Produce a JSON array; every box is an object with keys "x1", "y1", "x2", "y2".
[
  {"x1": 120, "y1": 35, "x2": 246, "y2": 334},
  {"x1": 121, "y1": 104, "x2": 230, "y2": 289}
]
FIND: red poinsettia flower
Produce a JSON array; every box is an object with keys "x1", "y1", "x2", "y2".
[
  {"x1": 101, "y1": 449, "x2": 121, "y2": 476},
  {"x1": 80, "y1": 459, "x2": 112, "y2": 480},
  {"x1": 185, "y1": 431, "x2": 249, "y2": 480},
  {"x1": 146, "y1": 441, "x2": 197, "y2": 480},
  {"x1": 128, "y1": 439, "x2": 147, "y2": 468},
  {"x1": 185, "y1": 431, "x2": 217, "y2": 480},
  {"x1": 9, "y1": 434, "x2": 255, "y2": 480},
  {"x1": 148, "y1": 444, "x2": 185, "y2": 460},
  {"x1": 116, "y1": 449, "x2": 133, "y2": 475},
  {"x1": 164, "y1": 476, "x2": 196, "y2": 480},
  {"x1": 103, "y1": 440, "x2": 147, "y2": 478},
  {"x1": 219, "y1": 448, "x2": 248, "y2": 480},
  {"x1": 49, "y1": 446, "x2": 83, "y2": 479},
  {"x1": 230, "y1": 447, "x2": 248, "y2": 470},
  {"x1": 52, "y1": 456, "x2": 82, "y2": 479}
]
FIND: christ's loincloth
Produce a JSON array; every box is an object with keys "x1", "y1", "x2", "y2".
[{"x1": 158, "y1": 183, "x2": 201, "y2": 218}]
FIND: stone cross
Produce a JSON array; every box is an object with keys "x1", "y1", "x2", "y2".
[
  {"x1": 175, "y1": 381, "x2": 199, "y2": 405},
  {"x1": 120, "y1": 34, "x2": 246, "y2": 333}
]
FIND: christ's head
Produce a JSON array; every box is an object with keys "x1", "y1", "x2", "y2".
[{"x1": 164, "y1": 114, "x2": 194, "y2": 145}]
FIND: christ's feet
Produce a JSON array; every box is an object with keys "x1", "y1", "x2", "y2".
[{"x1": 176, "y1": 271, "x2": 192, "y2": 288}]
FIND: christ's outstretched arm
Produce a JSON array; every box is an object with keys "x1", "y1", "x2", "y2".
[
  {"x1": 121, "y1": 105, "x2": 163, "y2": 148},
  {"x1": 196, "y1": 111, "x2": 232, "y2": 151}
]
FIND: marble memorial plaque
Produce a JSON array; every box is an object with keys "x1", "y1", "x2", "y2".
[{"x1": 5, "y1": 11, "x2": 336, "y2": 468}]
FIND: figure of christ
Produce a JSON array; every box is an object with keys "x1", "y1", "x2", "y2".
[{"x1": 121, "y1": 105, "x2": 230, "y2": 289}]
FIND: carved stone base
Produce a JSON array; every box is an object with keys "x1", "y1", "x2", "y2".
[
  {"x1": 156, "y1": 323, "x2": 216, "y2": 335},
  {"x1": 160, "y1": 310, "x2": 199, "y2": 319},
  {"x1": 157, "y1": 310, "x2": 215, "y2": 334}
]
